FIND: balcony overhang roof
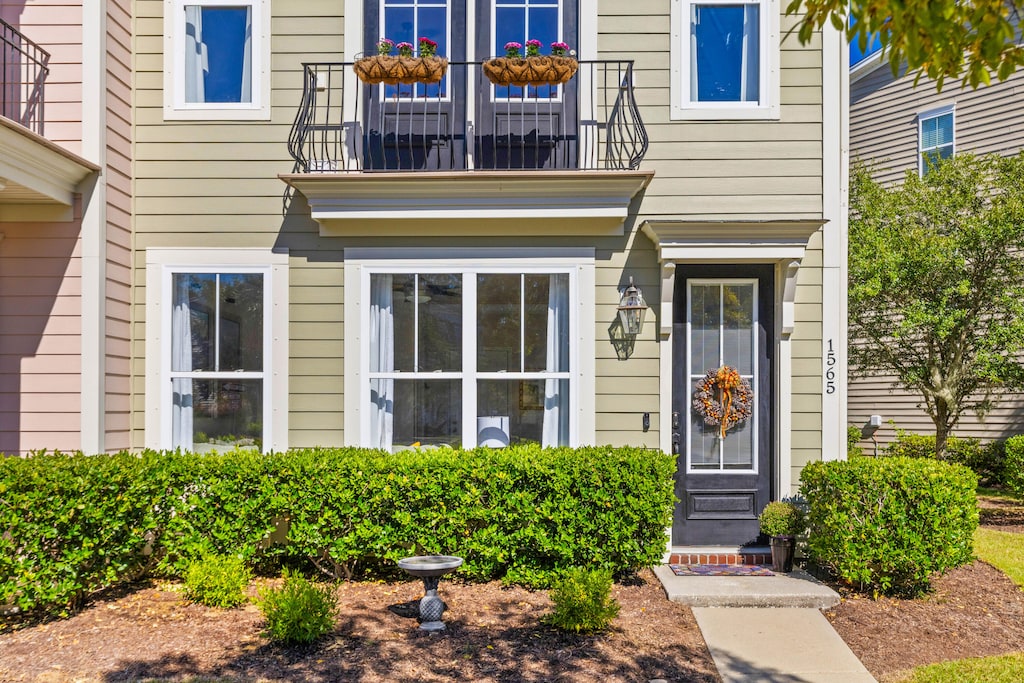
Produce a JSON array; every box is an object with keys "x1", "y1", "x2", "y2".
[
  {"x1": 280, "y1": 170, "x2": 655, "y2": 236},
  {"x1": 641, "y1": 219, "x2": 826, "y2": 263},
  {"x1": 0, "y1": 116, "x2": 99, "y2": 215}
]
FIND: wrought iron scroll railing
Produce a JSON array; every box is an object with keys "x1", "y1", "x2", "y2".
[
  {"x1": 288, "y1": 60, "x2": 648, "y2": 173},
  {"x1": 1, "y1": 18, "x2": 50, "y2": 136}
]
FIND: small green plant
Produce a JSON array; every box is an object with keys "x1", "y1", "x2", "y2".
[
  {"x1": 259, "y1": 569, "x2": 338, "y2": 644},
  {"x1": 184, "y1": 554, "x2": 251, "y2": 608},
  {"x1": 758, "y1": 500, "x2": 806, "y2": 537},
  {"x1": 847, "y1": 425, "x2": 864, "y2": 458},
  {"x1": 1004, "y1": 435, "x2": 1024, "y2": 497},
  {"x1": 543, "y1": 568, "x2": 619, "y2": 634}
]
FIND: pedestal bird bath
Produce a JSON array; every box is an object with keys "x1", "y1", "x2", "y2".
[{"x1": 397, "y1": 555, "x2": 463, "y2": 631}]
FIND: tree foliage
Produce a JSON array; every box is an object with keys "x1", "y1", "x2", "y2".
[
  {"x1": 786, "y1": 0, "x2": 1024, "y2": 89},
  {"x1": 848, "y1": 153, "x2": 1024, "y2": 456}
]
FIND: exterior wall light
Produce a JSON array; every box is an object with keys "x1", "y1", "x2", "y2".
[{"x1": 617, "y1": 276, "x2": 648, "y2": 336}]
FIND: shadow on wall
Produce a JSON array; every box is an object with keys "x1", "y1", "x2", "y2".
[
  {"x1": 0, "y1": 215, "x2": 81, "y2": 455},
  {"x1": 0, "y1": 1, "x2": 49, "y2": 136}
]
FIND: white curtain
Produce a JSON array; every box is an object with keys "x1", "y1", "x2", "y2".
[
  {"x1": 240, "y1": 6, "x2": 253, "y2": 103},
  {"x1": 184, "y1": 5, "x2": 208, "y2": 103},
  {"x1": 740, "y1": 5, "x2": 759, "y2": 102},
  {"x1": 369, "y1": 275, "x2": 395, "y2": 451},
  {"x1": 542, "y1": 274, "x2": 569, "y2": 447},
  {"x1": 171, "y1": 275, "x2": 194, "y2": 449}
]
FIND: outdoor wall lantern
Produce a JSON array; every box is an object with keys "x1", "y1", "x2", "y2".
[{"x1": 617, "y1": 276, "x2": 648, "y2": 336}]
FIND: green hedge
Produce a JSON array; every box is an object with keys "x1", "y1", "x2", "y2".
[
  {"x1": 800, "y1": 457, "x2": 978, "y2": 596},
  {"x1": 0, "y1": 445, "x2": 675, "y2": 617},
  {"x1": 884, "y1": 431, "x2": 1007, "y2": 487},
  {"x1": 1006, "y1": 435, "x2": 1024, "y2": 497}
]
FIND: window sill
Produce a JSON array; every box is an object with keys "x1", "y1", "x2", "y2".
[
  {"x1": 163, "y1": 105, "x2": 271, "y2": 122},
  {"x1": 670, "y1": 104, "x2": 780, "y2": 121}
]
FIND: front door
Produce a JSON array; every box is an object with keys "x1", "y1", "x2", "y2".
[{"x1": 671, "y1": 265, "x2": 774, "y2": 547}]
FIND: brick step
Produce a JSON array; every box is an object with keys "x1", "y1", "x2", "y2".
[{"x1": 668, "y1": 548, "x2": 771, "y2": 566}]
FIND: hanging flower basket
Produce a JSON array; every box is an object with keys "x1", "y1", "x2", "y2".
[
  {"x1": 482, "y1": 55, "x2": 578, "y2": 87},
  {"x1": 692, "y1": 366, "x2": 754, "y2": 439},
  {"x1": 353, "y1": 55, "x2": 449, "y2": 85}
]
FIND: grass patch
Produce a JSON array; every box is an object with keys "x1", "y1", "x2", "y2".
[
  {"x1": 977, "y1": 486, "x2": 1023, "y2": 502},
  {"x1": 894, "y1": 652, "x2": 1024, "y2": 682},
  {"x1": 974, "y1": 527, "x2": 1024, "y2": 589}
]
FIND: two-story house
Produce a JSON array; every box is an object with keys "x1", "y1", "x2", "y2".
[
  {"x1": 0, "y1": 2, "x2": 131, "y2": 456},
  {"x1": 131, "y1": 0, "x2": 847, "y2": 556},
  {"x1": 848, "y1": 52, "x2": 1024, "y2": 446}
]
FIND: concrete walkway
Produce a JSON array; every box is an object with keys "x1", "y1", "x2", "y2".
[{"x1": 653, "y1": 566, "x2": 876, "y2": 682}]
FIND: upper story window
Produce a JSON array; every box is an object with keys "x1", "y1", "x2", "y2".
[
  {"x1": 919, "y1": 105, "x2": 954, "y2": 176},
  {"x1": 164, "y1": 0, "x2": 271, "y2": 120},
  {"x1": 670, "y1": 0, "x2": 779, "y2": 120}
]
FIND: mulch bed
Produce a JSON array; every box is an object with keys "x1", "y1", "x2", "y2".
[
  {"x1": 0, "y1": 568, "x2": 719, "y2": 683},
  {"x1": 826, "y1": 493, "x2": 1024, "y2": 683}
]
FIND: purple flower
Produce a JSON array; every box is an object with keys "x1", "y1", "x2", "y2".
[
  {"x1": 525, "y1": 38, "x2": 542, "y2": 56},
  {"x1": 504, "y1": 41, "x2": 522, "y2": 58},
  {"x1": 551, "y1": 41, "x2": 571, "y2": 56}
]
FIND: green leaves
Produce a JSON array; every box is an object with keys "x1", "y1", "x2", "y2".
[
  {"x1": 787, "y1": 0, "x2": 1024, "y2": 90},
  {"x1": 849, "y1": 153, "x2": 1024, "y2": 455},
  {"x1": 801, "y1": 458, "x2": 978, "y2": 596}
]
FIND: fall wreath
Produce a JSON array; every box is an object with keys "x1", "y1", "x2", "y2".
[{"x1": 692, "y1": 366, "x2": 753, "y2": 439}]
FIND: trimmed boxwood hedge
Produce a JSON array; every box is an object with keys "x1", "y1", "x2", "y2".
[
  {"x1": 0, "y1": 445, "x2": 675, "y2": 617},
  {"x1": 800, "y1": 457, "x2": 978, "y2": 597}
]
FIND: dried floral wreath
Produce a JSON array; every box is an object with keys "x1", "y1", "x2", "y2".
[{"x1": 692, "y1": 365, "x2": 753, "y2": 439}]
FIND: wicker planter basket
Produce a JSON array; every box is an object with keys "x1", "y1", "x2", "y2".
[
  {"x1": 353, "y1": 55, "x2": 449, "y2": 85},
  {"x1": 482, "y1": 56, "x2": 578, "y2": 87}
]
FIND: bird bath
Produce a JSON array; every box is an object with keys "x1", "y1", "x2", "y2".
[{"x1": 397, "y1": 555, "x2": 463, "y2": 632}]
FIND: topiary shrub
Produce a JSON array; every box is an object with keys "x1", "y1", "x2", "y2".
[
  {"x1": 259, "y1": 570, "x2": 338, "y2": 644},
  {"x1": 543, "y1": 567, "x2": 619, "y2": 634},
  {"x1": 183, "y1": 554, "x2": 251, "y2": 608},
  {"x1": 800, "y1": 457, "x2": 978, "y2": 597},
  {"x1": 1005, "y1": 435, "x2": 1024, "y2": 497},
  {"x1": 758, "y1": 500, "x2": 807, "y2": 537}
]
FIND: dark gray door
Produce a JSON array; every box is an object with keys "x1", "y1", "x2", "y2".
[
  {"x1": 363, "y1": 0, "x2": 468, "y2": 170},
  {"x1": 671, "y1": 265, "x2": 774, "y2": 547},
  {"x1": 474, "y1": 0, "x2": 579, "y2": 169}
]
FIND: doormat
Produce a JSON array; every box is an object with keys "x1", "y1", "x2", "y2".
[{"x1": 669, "y1": 564, "x2": 774, "y2": 577}]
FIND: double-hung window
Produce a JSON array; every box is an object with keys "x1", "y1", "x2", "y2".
[
  {"x1": 918, "y1": 105, "x2": 954, "y2": 176},
  {"x1": 164, "y1": 0, "x2": 271, "y2": 119},
  {"x1": 348, "y1": 253, "x2": 594, "y2": 451},
  {"x1": 145, "y1": 249, "x2": 288, "y2": 453},
  {"x1": 670, "y1": 0, "x2": 779, "y2": 120}
]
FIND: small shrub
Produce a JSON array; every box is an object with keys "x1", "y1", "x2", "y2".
[
  {"x1": 847, "y1": 426, "x2": 864, "y2": 458},
  {"x1": 183, "y1": 554, "x2": 251, "y2": 608},
  {"x1": 883, "y1": 431, "x2": 936, "y2": 459},
  {"x1": 1005, "y1": 435, "x2": 1024, "y2": 497},
  {"x1": 884, "y1": 431, "x2": 1004, "y2": 485},
  {"x1": 758, "y1": 500, "x2": 807, "y2": 537},
  {"x1": 543, "y1": 568, "x2": 619, "y2": 633},
  {"x1": 800, "y1": 457, "x2": 978, "y2": 597},
  {"x1": 259, "y1": 570, "x2": 338, "y2": 644}
]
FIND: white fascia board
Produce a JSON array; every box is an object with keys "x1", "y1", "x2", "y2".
[{"x1": 0, "y1": 120, "x2": 99, "y2": 204}]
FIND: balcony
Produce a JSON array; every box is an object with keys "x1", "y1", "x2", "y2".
[
  {"x1": 1, "y1": 17, "x2": 49, "y2": 136},
  {"x1": 282, "y1": 60, "x2": 653, "y2": 236}
]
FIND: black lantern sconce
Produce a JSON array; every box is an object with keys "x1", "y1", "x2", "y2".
[{"x1": 617, "y1": 276, "x2": 648, "y2": 336}]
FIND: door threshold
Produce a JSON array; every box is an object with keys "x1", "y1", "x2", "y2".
[{"x1": 666, "y1": 545, "x2": 771, "y2": 566}]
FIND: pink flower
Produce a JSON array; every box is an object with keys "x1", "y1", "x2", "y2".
[
  {"x1": 551, "y1": 41, "x2": 571, "y2": 56},
  {"x1": 376, "y1": 38, "x2": 394, "y2": 55},
  {"x1": 525, "y1": 38, "x2": 542, "y2": 56},
  {"x1": 396, "y1": 41, "x2": 414, "y2": 57},
  {"x1": 418, "y1": 37, "x2": 438, "y2": 57},
  {"x1": 504, "y1": 41, "x2": 522, "y2": 58}
]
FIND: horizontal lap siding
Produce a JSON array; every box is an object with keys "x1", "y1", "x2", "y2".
[
  {"x1": 849, "y1": 64, "x2": 1024, "y2": 442},
  {"x1": 0, "y1": 222, "x2": 82, "y2": 454},
  {"x1": 132, "y1": 0, "x2": 345, "y2": 448}
]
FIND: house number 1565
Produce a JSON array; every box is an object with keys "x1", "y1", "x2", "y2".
[{"x1": 825, "y1": 339, "x2": 837, "y2": 395}]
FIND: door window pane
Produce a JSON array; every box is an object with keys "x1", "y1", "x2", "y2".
[
  {"x1": 722, "y1": 284, "x2": 753, "y2": 374},
  {"x1": 689, "y1": 284, "x2": 721, "y2": 374},
  {"x1": 690, "y1": 4, "x2": 760, "y2": 103}
]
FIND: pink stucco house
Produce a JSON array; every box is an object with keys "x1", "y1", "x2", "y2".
[{"x1": 0, "y1": 1, "x2": 130, "y2": 454}]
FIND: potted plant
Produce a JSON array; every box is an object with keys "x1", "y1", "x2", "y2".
[
  {"x1": 758, "y1": 499, "x2": 807, "y2": 573},
  {"x1": 482, "y1": 39, "x2": 578, "y2": 87},
  {"x1": 353, "y1": 36, "x2": 448, "y2": 85}
]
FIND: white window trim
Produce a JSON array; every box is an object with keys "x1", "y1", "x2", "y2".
[
  {"x1": 669, "y1": 0, "x2": 780, "y2": 121},
  {"x1": 918, "y1": 103, "x2": 955, "y2": 177},
  {"x1": 684, "y1": 278, "x2": 760, "y2": 474},
  {"x1": 163, "y1": 0, "x2": 271, "y2": 120},
  {"x1": 344, "y1": 248, "x2": 596, "y2": 448},
  {"x1": 145, "y1": 248, "x2": 289, "y2": 452}
]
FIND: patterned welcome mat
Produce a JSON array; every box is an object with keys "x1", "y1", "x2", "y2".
[{"x1": 669, "y1": 564, "x2": 774, "y2": 577}]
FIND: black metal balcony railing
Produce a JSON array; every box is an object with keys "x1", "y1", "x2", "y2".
[
  {"x1": 288, "y1": 60, "x2": 648, "y2": 173},
  {"x1": 1, "y1": 18, "x2": 50, "y2": 136}
]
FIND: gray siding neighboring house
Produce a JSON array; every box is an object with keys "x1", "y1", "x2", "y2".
[{"x1": 848, "y1": 54, "x2": 1024, "y2": 447}]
